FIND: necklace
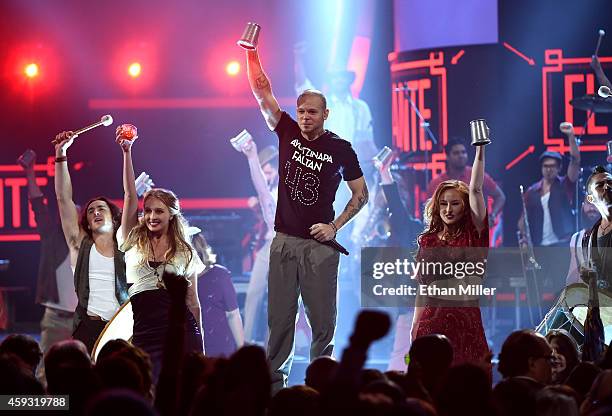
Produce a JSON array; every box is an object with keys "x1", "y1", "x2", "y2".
[
  {"x1": 149, "y1": 238, "x2": 167, "y2": 289},
  {"x1": 599, "y1": 221, "x2": 612, "y2": 236}
]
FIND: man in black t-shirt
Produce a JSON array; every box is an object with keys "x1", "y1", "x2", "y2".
[{"x1": 244, "y1": 46, "x2": 368, "y2": 393}]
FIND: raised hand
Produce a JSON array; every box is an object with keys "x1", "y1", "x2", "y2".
[
  {"x1": 240, "y1": 138, "x2": 258, "y2": 159},
  {"x1": 559, "y1": 121, "x2": 575, "y2": 136},
  {"x1": 17, "y1": 149, "x2": 36, "y2": 172},
  {"x1": 53, "y1": 131, "x2": 75, "y2": 157},
  {"x1": 116, "y1": 124, "x2": 138, "y2": 152}
]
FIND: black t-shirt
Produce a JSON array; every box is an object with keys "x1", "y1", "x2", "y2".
[{"x1": 274, "y1": 111, "x2": 363, "y2": 239}]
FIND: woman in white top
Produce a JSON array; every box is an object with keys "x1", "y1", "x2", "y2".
[{"x1": 115, "y1": 126, "x2": 204, "y2": 381}]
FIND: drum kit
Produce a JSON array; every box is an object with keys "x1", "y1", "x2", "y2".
[{"x1": 536, "y1": 283, "x2": 612, "y2": 348}]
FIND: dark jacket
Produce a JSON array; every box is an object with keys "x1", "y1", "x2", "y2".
[
  {"x1": 524, "y1": 176, "x2": 575, "y2": 245},
  {"x1": 73, "y1": 235, "x2": 129, "y2": 331},
  {"x1": 31, "y1": 196, "x2": 69, "y2": 305}
]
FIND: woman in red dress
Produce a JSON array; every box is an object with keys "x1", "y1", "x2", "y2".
[{"x1": 411, "y1": 145, "x2": 489, "y2": 365}]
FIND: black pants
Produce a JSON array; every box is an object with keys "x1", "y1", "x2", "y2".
[{"x1": 72, "y1": 317, "x2": 107, "y2": 354}]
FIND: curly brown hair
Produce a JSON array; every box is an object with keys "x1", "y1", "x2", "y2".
[
  {"x1": 420, "y1": 180, "x2": 469, "y2": 241},
  {"x1": 121, "y1": 188, "x2": 193, "y2": 267}
]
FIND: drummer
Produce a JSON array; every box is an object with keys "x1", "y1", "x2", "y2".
[{"x1": 581, "y1": 165, "x2": 612, "y2": 289}]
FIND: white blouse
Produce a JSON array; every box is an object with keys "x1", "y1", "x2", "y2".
[{"x1": 117, "y1": 227, "x2": 205, "y2": 298}]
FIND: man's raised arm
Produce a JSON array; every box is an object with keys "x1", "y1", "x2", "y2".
[{"x1": 246, "y1": 49, "x2": 282, "y2": 130}]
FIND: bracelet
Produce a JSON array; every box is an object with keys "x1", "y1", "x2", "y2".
[
  {"x1": 55, "y1": 156, "x2": 67, "y2": 163},
  {"x1": 329, "y1": 221, "x2": 338, "y2": 236}
]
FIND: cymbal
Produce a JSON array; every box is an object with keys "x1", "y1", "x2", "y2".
[{"x1": 570, "y1": 94, "x2": 612, "y2": 113}]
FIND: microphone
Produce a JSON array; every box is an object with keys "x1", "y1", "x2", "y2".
[
  {"x1": 52, "y1": 115, "x2": 114, "y2": 144},
  {"x1": 606, "y1": 140, "x2": 612, "y2": 163},
  {"x1": 598, "y1": 85, "x2": 611, "y2": 99}
]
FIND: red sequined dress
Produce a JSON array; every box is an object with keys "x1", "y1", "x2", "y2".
[{"x1": 414, "y1": 214, "x2": 489, "y2": 365}]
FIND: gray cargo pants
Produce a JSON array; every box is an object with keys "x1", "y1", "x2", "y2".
[{"x1": 267, "y1": 232, "x2": 340, "y2": 393}]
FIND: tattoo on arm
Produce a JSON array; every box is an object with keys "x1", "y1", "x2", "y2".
[
  {"x1": 340, "y1": 186, "x2": 369, "y2": 226},
  {"x1": 255, "y1": 74, "x2": 270, "y2": 90}
]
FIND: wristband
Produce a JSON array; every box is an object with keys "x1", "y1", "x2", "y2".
[
  {"x1": 55, "y1": 156, "x2": 67, "y2": 163},
  {"x1": 329, "y1": 221, "x2": 338, "y2": 236}
]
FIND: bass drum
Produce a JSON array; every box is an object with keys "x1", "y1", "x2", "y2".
[
  {"x1": 536, "y1": 283, "x2": 612, "y2": 347},
  {"x1": 91, "y1": 300, "x2": 133, "y2": 362}
]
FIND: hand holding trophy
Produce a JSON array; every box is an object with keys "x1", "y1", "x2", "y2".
[
  {"x1": 116, "y1": 124, "x2": 138, "y2": 152},
  {"x1": 237, "y1": 22, "x2": 261, "y2": 50}
]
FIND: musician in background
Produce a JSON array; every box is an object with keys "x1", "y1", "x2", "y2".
[
  {"x1": 518, "y1": 124, "x2": 580, "y2": 313},
  {"x1": 375, "y1": 154, "x2": 422, "y2": 371},
  {"x1": 581, "y1": 166, "x2": 612, "y2": 290},
  {"x1": 240, "y1": 142, "x2": 278, "y2": 344},
  {"x1": 193, "y1": 232, "x2": 244, "y2": 357},
  {"x1": 18, "y1": 150, "x2": 77, "y2": 382},
  {"x1": 566, "y1": 199, "x2": 600, "y2": 285},
  {"x1": 519, "y1": 124, "x2": 580, "y2": 248},
  {"x1": 426, "y1": 138, "x2": 505, "y2": 246}
]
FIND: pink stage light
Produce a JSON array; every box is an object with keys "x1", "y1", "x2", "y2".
[
  {"x1": 128, "y1": 62, "x2": 142, "y2": 78},
  {"x1": 226, "y1": 60, "x2": 240, "y2": 76}
]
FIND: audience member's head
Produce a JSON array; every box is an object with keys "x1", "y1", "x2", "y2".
[
  {"x1": 96, "y1": 341, "x2": 152, "y2": 400},
  {"x1": 407, "y1": 334, "x2": 453, "y2": 394},
  {"x1": 44, "y1": 339, "x2": 99, "y2": 414},
  {"x1": 580, "y1": 370, "x2": 612, "y2": 415},
  {"x1": 536, "y1": 385, "x2": 579, "y2": 416},
  {"x1": 436, "y1": 363, "x2": 492, "y2": 416},
  {"x1": 599, "y1": 343, "x2": 612, "y2": 370},
  {"x1": 498, "y1": 330, "x2": 553, "y2": 384},
  {"x1": 87, "y1": 389, "x2": 156, "y2": 416},
  {"x1": 404, "y1": 398, "x2": 438, "y2": 416},
  {"x1": 268, "y1": 385, "x2": 319, "y2": 416},
  {"x1": 0, "y1": 353, "x2": 44, "y2": 394},
  {"x1": 491, "y1": 377, "x2": 538, "y2": 416},
  {"x1": 305, "y1": 356, "x2": 338, "y2": 393},
  {"x1": 0, "y1": 334, "x2": 42, "y2": 375},
  {"x1": 96, "y1": 355, "x2": 148, "y2": 398},
  {"x1": 44, "y1": 339, "x2": 92, "y2": 392},
  {"x1": 565, "y1": 362, "x2": 602, "y2": 400},
  {"x1": 360, "y1": 369, "x2": 387, "y2": 390},
  {"x1": 545, "y1": 329, "x2": 580, "y2": 383},
  {"x1": 360, "y1": 379, "x2": 405, "y2": 405}
]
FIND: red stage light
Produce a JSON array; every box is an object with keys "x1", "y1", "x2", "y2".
[
  {"x1": 226, "y1": 60, "x2": 240, "y2": 76},
  {"x1": 128, "y1": 62, "x2": 142, "y2": 78},
  {"x1": 24, "y1": 63, "x2": 39, "y2": 78}
]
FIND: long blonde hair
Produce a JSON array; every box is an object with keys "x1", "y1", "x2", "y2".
[
  {"x1": 122, "y1": 188, "x2": 193, "y2": 266},
  {"x1": 420, "y1": 180, "x2": 469, "y2": 239}
]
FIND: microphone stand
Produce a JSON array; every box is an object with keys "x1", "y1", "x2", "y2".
[{"x1": 399, "y1": 87, "x2": 439, "y2": 188}]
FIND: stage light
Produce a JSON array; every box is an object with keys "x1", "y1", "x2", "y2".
[
  {"x1": 128, "y1": 62, "x2": 142, "y2": 78},
  {"x1": 24, "y1": 63, "x2": 39, "y2": 78},
  {"x1": 226, "y1": 61, "x2": 240, "y2": 76}
]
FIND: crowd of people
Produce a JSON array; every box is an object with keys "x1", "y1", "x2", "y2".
[{"x1": 2, "y1": 309, "x2": 612, "y2": 415}]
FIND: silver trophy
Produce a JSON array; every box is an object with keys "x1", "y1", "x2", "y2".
[
  {"x1": 237, "y1": 22, "x2": 261, "y2": 50},
  {"x1": 469, "y1": 119, "x2": 491, "y2": 146},
  {"x1": 230, "y1": 129, "x2": 253, "y2": 151},
  {"x1": 135, "y1": 172, "x2": 155, "y2": 197},
  {"x1": 372, "y1": 146, "x2": 393, "y2": 166}
]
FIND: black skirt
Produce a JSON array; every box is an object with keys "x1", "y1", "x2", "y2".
[{"x1": 130, "y1": 288, "x2": 203, "y2": 382}]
